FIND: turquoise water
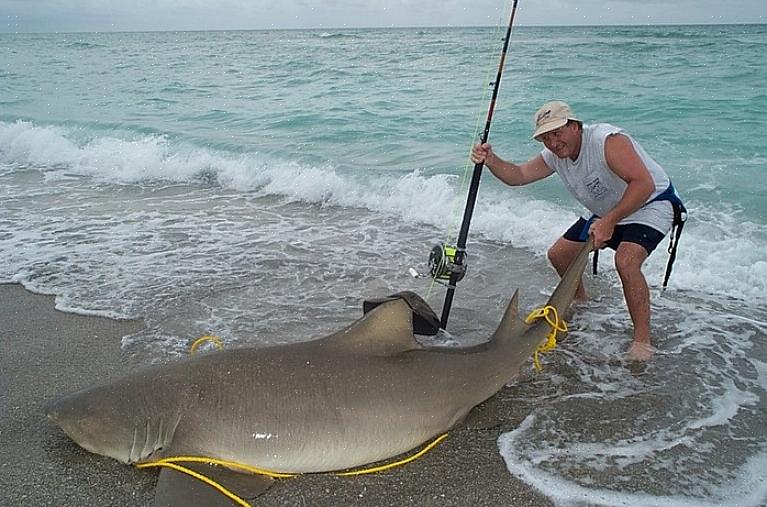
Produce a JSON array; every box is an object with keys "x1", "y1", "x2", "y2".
[
  {"x1": 1, "y1": 24, "x2": 766, "y2": 506},
  {"x1": 2, "y1": 26, "x2": 765, "y2": 295}
]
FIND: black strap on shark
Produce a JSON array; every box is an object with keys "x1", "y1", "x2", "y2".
[
  {"x1": 583, "y1": 181, "x2": 687, "y2": 289},
  {"x1": 439, "y1": 0, "x2": 520, "y2": 330}
]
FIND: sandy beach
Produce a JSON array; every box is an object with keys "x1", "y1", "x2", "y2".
[{"x1": 0, "y1": 282, "x2": 552, "y2": 507}]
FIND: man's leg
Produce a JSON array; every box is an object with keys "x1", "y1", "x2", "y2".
[
  {"x1": 547, "y1": 236, "x2": 588, "y2": 301},
  {"x1": 614, "y1": 241, "x2": 653, "y2": 359}
]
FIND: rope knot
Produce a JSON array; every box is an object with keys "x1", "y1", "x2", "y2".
[{"x1": 525, "y1": 305, "x2": 567, "y2": 371}]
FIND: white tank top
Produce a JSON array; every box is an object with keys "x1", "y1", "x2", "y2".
[{"x1": 541, "y1": 123, "x2": 673, "y2": 233}]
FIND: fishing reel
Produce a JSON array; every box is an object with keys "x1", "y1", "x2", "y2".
[{"x1": 427, "y1": 243, "x2": 467, "y2": 283}]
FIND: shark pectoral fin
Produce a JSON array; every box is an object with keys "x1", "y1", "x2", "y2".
[
  {"x1": 321, "y1": 297, "x2": 424, "y2": 355},
  {"x1": 490, "y1": 289, "x2": 525, "y2": 342},
  {"x1": 154, "y1": 463, "x2": 274, "y2": 507},
  {"x1": 462, "y1": 403, "x2": 504, "y2": 431}
]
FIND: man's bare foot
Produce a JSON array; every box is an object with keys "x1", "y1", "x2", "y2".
[{"x1": 627, "y1": 340, "x2": 655, "y2": 361}]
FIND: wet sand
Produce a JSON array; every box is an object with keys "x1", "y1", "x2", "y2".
[{"x1": 0, "y1": 283, "x2": 552, "y2": 506}]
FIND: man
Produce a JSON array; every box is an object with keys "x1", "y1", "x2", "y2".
[{"x1": 471, "y1": 100, "x2": 680, "y2": 361}]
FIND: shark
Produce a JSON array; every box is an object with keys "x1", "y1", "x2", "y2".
[{"x1": 46, "y1": 239, "x2": 592, "y2": 506}]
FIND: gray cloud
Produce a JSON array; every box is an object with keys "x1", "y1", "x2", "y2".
[{"x1": 1, "y1": 0, "x2": 764, "y2": 32}]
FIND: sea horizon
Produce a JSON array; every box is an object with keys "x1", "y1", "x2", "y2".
[{"x1": 1, "y1": 21, "x2": 766, "y2": 35}]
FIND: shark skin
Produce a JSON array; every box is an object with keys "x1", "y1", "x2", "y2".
[{"x1": 45, "y1": 239, "x2": 592, "y2": 503}]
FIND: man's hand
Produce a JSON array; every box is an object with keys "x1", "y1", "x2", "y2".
[
  {"x1": 471, "y1": 143, "x2": 494, "y2": 165},
  {"x1": 588, "y1": 217, "x2": 616, "y2": 249}
]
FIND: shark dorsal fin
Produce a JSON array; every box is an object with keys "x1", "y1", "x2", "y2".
[
  {"x1": 490, "y1": 288, "x2": 525, "y2": 342},
  {"x1": 320, "y1": 298, "x2": 423, "y2": 355}
]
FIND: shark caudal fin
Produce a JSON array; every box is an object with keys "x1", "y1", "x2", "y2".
[{"x1": 545, "y1": 237, "x2": 593, "y2": 317}]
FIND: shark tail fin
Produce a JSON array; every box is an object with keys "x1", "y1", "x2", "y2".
[
  {"x1": 490, "y1": 288, "x2": 525, "y2": 342},
  {"x1": 545, "y1": 237, "x2": 593, "y2": 317}
]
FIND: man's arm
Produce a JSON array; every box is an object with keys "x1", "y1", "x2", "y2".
[
  {"x1": 590, "y1": 133, "x2": 656, "y2": 246},
  {"x1": 471, "y1": 143, "x2": 553, "y2": 186}
]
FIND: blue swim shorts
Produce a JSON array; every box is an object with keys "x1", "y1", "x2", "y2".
[{"x1": 563, "y1": 217, "x2": 666, "y2": 255}]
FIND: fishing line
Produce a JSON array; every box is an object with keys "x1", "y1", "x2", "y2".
[
  {"x1": 424, "y1": 3, "x2": 518, "y2": 306},
  {"x1": 424, "y1": 9, "x2": 510, "y2": 302},
  {"x1": 425, "y1": 0, "x2": 521, "y2": 329}
]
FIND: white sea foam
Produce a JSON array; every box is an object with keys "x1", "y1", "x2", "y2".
[
  {"x1": 2, "y1": 119, "x2": 764, "y2": 304},
  {"x1": 497, "y1": 293, "x2": 767, "y2": 507},
  {"x1": 498, "y1": 416, "x2": 767, "y2": 507},
  {"x1": 499, "y1": 416, "x2": 767, "y2": 507}
]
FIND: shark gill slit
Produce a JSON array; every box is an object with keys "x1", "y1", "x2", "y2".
[
  {"x1": 130, "y1": 426, "x2": 139, "y2": 463},
  {"x1": 154, "y1": 417, "x2": 164, "y2": 454},
  {"x1": 141, "y1": 418, "x2": 152, "y2": 459}
]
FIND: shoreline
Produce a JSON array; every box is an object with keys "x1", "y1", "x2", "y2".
[{"x1": 0, "y1": 282, "x2": 551, "y2": 506}]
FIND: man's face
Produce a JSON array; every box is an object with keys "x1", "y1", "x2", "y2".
[{"x1": 536, "y1": 122, "x2": 581, "y2": 159}]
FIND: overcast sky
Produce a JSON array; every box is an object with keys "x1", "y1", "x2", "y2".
[{"x1": 2, "y1": 0, "x2": 765, "y2": 33}]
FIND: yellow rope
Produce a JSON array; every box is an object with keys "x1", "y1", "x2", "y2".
[
  {"x1": 190, "y1": 335, "x2": 224, "y2": 354},
  {"x1": 336, "y1": 433, "x2": 448, "y2": 476},
  {"x1": 136, "y1": 433, "x2": 448, "y2": 506},
  {"x1": 139, "y1": 456, "x2": 296, "y2": 478},
  {"x1": 136, "y1": 461, "x2": 252, "y2": 507},
  {"x1": 525, "y1": 306, "x2": 568, "y2": 371}
]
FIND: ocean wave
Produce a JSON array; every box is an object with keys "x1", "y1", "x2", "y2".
[
  {"x1": 1, "y1": 119, "x2": 765, "y2": 303},
  {"x1": 64, "y1": 40, "x2": 107, "y2": 49},
  {"x1": 317, "y1": 32, "x2": 362, "y2": 39}
]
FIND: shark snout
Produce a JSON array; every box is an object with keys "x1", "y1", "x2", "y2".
[
  {"x1": 45, "y1": 393, "x2": 93, "y2": 439},
  {"x1": 45, "y1": 395, "x2": 73, "y2": 425}
]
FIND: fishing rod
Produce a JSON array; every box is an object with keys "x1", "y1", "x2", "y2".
[{"x1": 436, "y1": 0, "x2": 520, "y2": 330}]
